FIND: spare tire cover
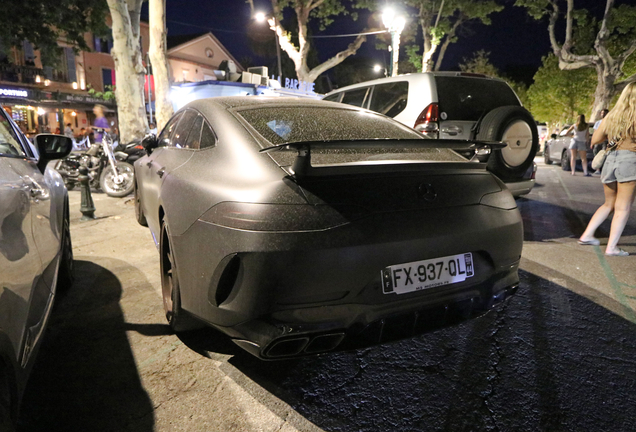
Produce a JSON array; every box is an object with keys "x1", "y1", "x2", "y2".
[{"x1": 476, "y1": 106, "x2": 539, "y2": 181}]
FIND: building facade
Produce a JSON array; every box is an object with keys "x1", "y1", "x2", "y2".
[{"x1": 1, "y1": 24, "x2": 241, "y2": 140}]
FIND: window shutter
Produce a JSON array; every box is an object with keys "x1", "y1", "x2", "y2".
[
  {"x1": 23, "y1": 40, "x2": 35, "y2": 61},
  {"x1": 65, "y1": 47, "x2": 77, "y2": 83}
]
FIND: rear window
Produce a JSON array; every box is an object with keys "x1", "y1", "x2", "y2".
[
  {"x1": 236, "y1": 106, "x2": 466, "y2": 165},
  {"x1": 435, "y1": 77, "x2": 519, "y2": 122},
  {"x1": 340, "y1": 88, "x2": 370, "y2": 108}
]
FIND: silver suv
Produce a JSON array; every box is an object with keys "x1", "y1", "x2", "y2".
[{"x1": 324, "y1": 72, "x2": 538, "y2": 194}]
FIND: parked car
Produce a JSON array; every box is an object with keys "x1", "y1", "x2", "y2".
[
  {"x1": 0, "y1": 107, "x2": 74, "y2": 429},
  {"x1": 323, "y1": 72, "x2": 539, "y2": 195},
  {"x1": 134, "y1": 96, "x2": 523, "y2": 360},
  {"x1": 543, "y1": 124, "x2": 594, "y2": 171}
]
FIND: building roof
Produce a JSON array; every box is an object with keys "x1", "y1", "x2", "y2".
[{"x1": 166, "y1": 32, "x2": 243, "y2": 71}]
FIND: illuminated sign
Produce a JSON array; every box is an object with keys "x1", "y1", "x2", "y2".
[
  {"x1": 0, "y1": 88, "x2": 28, "y2": 98},
  {"x1": 272, "y1": 76, "x2": 316, "y2": 94}
]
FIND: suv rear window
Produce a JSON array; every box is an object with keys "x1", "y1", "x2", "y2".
[{"x1": 435, "y1": 77, "x2": 519, "y2": 121}]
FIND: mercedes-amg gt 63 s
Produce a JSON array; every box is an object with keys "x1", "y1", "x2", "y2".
[{"x1": 134, "y1": 97, "x2": 523, "y2": 359}]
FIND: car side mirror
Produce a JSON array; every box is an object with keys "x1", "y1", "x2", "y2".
[
  {"x1": 141, "y1": 134, "x2": 158, "y2": 155},
  {"x1": 551, "y1": 134, "x2": 557, "y2": 139},
  {"x1": 35, "y1": 134, "x2": 73, "y2": 173}
]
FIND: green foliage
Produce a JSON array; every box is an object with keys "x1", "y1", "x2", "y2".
[
  {"x1": 0, "y1": 0, "x2": 108, "y2": 66},
  {"x1": 87, "y1": 84, "x2": 116, "y2": 102},
  {"x1": 405, "y1": 45, "x2": 423, "y2": 73},
  {"x1": 527, "y1": 53, "x2": 596, "y2": 124},
  {"x1": 404, "y1": 0, "x2": 503, "y2": 69},
  {"x1": 458, "y1": 50, "x2": 500, "y2": 77}
]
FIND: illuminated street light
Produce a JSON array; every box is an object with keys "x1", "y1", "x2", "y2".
[
  {"x1": 382, "y1": 8, "x2": 406, "y2": 77},
  {"x1": 254, "y1": 11, "x2": 282, "y2": 80},
  {"x1": 373, "y1": 64, "x2": 387, "y2": 77},
  {"x1": 255, "y1": 12, "x2": 266, "y2": 23}
]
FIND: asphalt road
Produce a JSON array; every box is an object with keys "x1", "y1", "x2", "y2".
[{"x1": 17, "y1": 157, "x2": 636, "y2": 431}]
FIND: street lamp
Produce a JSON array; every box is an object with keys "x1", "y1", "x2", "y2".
[
  {"x1": 255, "y1": 11, "x2": 282, "y2": 81},
  {"x1": 382, "y1": 8, "x2": 406, "y2": 77},
  {"x1": 373, "y1": 64, "x2": 387, "y2": 77}
]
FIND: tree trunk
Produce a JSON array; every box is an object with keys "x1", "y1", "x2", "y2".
[
  {"x1": 107, "y1": 0, "x2": 147, "y2": 144},
  {"x1": 149, "y1": 0, "x2": 173, "y2": 132},
  {"x1": 590, "y1": 64, "x2": 617, "y2": 122}
]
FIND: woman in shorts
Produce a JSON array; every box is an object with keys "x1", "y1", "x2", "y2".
[
  {"x1": 566, "y1": 114, "x2": 590, "y2": 176},
  {"x1": 578, "y1": 82, "x2": 636, "y2": 256}
]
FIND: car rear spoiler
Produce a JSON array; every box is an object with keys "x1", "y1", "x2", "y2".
[{"x1": 259, "y1": 139, "x2": 506, "y2": 177}]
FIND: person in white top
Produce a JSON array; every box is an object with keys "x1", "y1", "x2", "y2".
[{"x1": 566, "y1": 114, "x2": 590, "y2": 176}]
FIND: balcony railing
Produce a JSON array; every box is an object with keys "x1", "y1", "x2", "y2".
[{"x1": 0, "y1": 64, "x2": 45, "y2": 84}]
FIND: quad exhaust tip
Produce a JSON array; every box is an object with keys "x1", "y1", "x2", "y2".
[{"x1": 265, "y1": 333, "x2": 345, "y2": 358}]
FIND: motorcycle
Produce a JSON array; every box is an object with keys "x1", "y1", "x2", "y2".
[{"x1": 54, "y1": 128, "x2": 135, "y2": 197}]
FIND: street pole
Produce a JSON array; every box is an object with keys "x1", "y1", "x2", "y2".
[{"x1": 274, "y1": 16, "x2": 283, "y2": 80}]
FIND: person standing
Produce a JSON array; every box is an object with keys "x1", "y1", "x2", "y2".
[
  {"x1": 91, "y1": 104, "x2": 109, "y2": 143},
  {"x1": 593, "y1": 109, "x2": 610, "y2": 157},
  {"x1": 566, "y1": 114, "x2": 590, "y2": 176},
  {"x1": 64, "y1": 123, "x2": 74, "y2": 139},
  {"x1": 578, "y1": 82, "x2": 636, "y2": 256}
]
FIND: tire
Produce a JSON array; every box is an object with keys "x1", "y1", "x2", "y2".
[
  {"x1": 134, "y1": 180, "x2": 147, "y2": 227},
  {"x1": 160, "y1": 217, "x2": 202, "y2": 332},
  {"x1": 57, "y1": 198, "x2": 74, "y2": 290},
  {"x1": 544, "y1": 145, "x2": 553, "y2": 164},
  {"x1": 561, "y1": 150, "x2": 571, "y2": 171},
  {"x1": 476, "y1": 106, "x2": 539, "y2": 181},
  {"x1": 99, "y1": 162, "x2": 135, "y2": 197}
]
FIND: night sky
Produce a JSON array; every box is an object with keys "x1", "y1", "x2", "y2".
[{"x1": 144, "y1": 0, "x2": 636, "y2": 85}]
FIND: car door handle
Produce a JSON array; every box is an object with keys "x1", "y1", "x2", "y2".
[
  {"x1": 157, "y1": 167, "x2": 165, "y2": 178},
  {"x1": 441, "y1": 126, "x2": 463, "y2": 136},
  {"x1": 146, "y1": 161, "x2": 152, "y2": 168}
]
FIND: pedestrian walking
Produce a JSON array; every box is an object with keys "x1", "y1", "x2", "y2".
[
  {"x1": 578, "y1": 82, "x2": 636, "y2": 256},
  {"x1": 566, "y1": 114, "x2": 590, "y2": 176},
  {"x1": 90, "y1": 104, "x2": 110, "y2": 143}
]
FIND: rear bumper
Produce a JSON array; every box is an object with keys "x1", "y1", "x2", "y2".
[
  {"x1": 227, "y1": 268, "x2": 519, "y2": 359},
  {"x1": 171, "y1": 204, "x2": 523, "y2": 358}
]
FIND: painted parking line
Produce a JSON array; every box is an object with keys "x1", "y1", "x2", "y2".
[{"x1": 593, "y1": 245, "x2": 636, "y2": 323}]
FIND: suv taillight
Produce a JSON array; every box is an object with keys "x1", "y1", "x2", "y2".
[{"x1": 414, "y1": 103, "x2": 439, "y2": 138}]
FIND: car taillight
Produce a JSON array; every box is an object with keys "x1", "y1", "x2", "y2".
[{"x1": 414, "y1": 103, "x2": 439, "y2": 139}]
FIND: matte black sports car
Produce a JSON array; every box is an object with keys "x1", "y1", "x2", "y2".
[{"x1": 135, "y1": 97, "x2": 522, "y2": 359}]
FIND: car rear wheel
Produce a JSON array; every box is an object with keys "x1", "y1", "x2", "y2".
[
  {"x1": 476, "y1": 106, "x2": 539, "y2": 181},
  {"x1": 544, "y1": 145, "x2": 553, "y2": 164},
  {"x1": 134, "y1": 180, "x2": 147, "y2": 227},
  {"x1": 561, "y1": 150, "x2": 571, "y2": 171},
  {"x1": 160, "y1": 217, "x2": 201, "y2": 332}
]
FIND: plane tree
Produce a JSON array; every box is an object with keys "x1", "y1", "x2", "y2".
[
  {"x1": 403, "y1": 0, "x2": 503, "y2": 72},
  {"x1": 516, "y1": 0, "x2": 636, "y2": 121},
  {"x1": 247, "y1": 0, "x2": 378, "y2": 84}
]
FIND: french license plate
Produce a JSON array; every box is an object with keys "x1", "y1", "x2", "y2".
[{"x1": 382, "y1": 253, "x2": 474, "y2": 295}]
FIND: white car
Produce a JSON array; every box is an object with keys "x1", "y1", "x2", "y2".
[
  {"x1": 544, "y1": 125, "x2": 594, "y2": 171},
  {"x1": 0, "y1": 107, "x2": 74, "y2": 430},
  {"x1": 323, "y1": 72, "x2": 538, "y2": 195}
]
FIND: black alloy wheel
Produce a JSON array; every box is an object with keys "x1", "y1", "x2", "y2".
[
  {"x1": 160, "y1": 217, "x2": 200, "y2": 331},
  {"x1": 561, "y1": 150, "x2": 571, "y2": 171}
]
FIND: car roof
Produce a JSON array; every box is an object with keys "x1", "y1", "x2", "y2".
[{"x1": 324, "y1": 72, "x2": 508, "y2": 96}]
